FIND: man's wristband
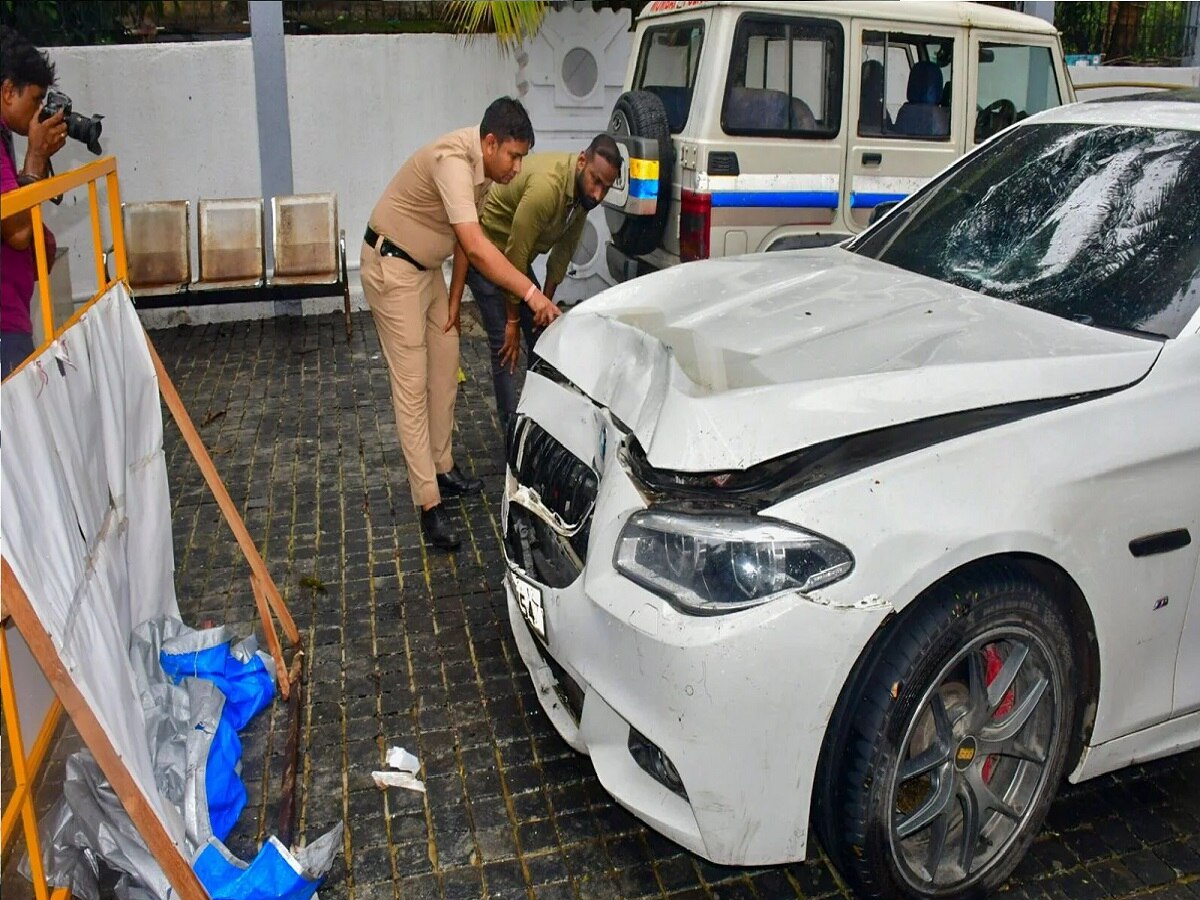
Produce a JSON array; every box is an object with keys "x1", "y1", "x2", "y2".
[
  {"x1": 522, "y1": 283, "x2": 537, "y2": 304},
  {"x1": 17, "y1": 171, "x2": 44, "y2": 186}
]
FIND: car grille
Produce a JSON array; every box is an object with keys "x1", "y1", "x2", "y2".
[{"x1": 505, "y1": 416, "x2": 597, "y2": 587}]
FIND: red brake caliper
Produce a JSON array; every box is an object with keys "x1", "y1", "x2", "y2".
[{"x1": 982, "y1": 644, "x2": 1015, "y2": 782}]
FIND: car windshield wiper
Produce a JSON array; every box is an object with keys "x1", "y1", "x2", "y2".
[{"x1": 1068, "y1": 314, "x2": 1167, "y2": 341}]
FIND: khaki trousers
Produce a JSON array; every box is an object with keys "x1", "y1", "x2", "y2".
[{"x1": 361, "y1": 244, "x2": 459, "y2": 508}]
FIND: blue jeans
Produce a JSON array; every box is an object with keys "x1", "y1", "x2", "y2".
[
  {"x1": 1, "y1": 331, "x2": 34, "y2": 380},
  {"x1": 466, "y1": 266, "x2": 538, "y2": 439}
]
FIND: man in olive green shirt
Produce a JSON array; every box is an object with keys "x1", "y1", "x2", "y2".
[{"x1": 450, "y1": 134, "x2": 621, "y2": 438}]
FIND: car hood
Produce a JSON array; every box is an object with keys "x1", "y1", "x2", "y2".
[{"x1": 535, "y1": 248, "x2": 1162, "y2": 471}]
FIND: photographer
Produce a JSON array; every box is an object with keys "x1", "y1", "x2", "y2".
[{"x1": 1, "y1": 25, "x2": 66, "y2": 379}]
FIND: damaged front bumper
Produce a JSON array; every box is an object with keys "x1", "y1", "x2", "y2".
[{"x1": 502, "y1": 370, "x2": 890, "y2": 866}]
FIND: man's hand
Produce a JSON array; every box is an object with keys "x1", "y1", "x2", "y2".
[
  {"x1": 444, "y1": 293, "x2": 461, "y2": 334},
  {"x1": 526, "y1": 289, "x2": 562, "y2": 328},
  {"x1": 24, "y1": 108, "x2": 66, "y2": 175},
  {"x1": 500, "y1": 320, "x2": 521, "y2": 373}
]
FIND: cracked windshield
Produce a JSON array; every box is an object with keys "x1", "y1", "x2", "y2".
[{"x1": 851, "y1": 122, "x2": 1200, "y2": 338}]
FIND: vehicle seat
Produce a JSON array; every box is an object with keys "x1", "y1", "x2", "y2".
[
  {"x1": 725, "y1": 86, "x2": 790, "y2": 130},
  {"x1": 858, "y1": 59, "x2": 889, "y2": 134},
  {"x1": 643, "y1": 85, "x2": 691, "y2": 133},
  {"x1": 790, "y1": 97, "x2": 817, "y2": 130},
  {"x1": 893, "y1": 61, "x2": 949, "y2": 137}
]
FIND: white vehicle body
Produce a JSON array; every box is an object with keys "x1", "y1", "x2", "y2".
[
  {"x1": 603, "y1": 0, "x2": 1075, "y2": 281},
  {"x1": 504, "y1": 96, "x2": 1200, "y2": 892}
]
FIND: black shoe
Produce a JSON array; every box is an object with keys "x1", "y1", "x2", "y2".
[
  {"x1": 420, "y1": 504, "x2": 460, "y2": 551},
  {"x1": 437, "y1": 464, "x2": 484, "y2": 497}
]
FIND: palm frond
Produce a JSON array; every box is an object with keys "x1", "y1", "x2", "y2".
[{"x1": 444, "y1": 1, "x2": 547, "y2": 55}]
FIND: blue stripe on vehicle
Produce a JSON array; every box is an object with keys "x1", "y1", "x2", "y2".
[
  {"x1": 709, "y1": 190, "x2": 839, "y2": 209},
  {"x1": 628, "y1": 178, "x2": 659, "y2": 200},
  {"x1": 850, "y1": 192, "x2": 909, "y2": 209}
]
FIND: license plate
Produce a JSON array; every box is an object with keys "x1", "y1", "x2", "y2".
[{"x1": 512, "y1": 573, "x2": 545, "y2": 641}]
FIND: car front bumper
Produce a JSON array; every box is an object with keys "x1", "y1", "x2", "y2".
[{"x1": 502, "y1": 372, "x2": 888, "y2": 865}]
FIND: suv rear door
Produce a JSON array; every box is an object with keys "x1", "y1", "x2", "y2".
[
  {"x1": 842, "y1": 19, "x2": 966, "y2": 232},
  {"x1": 700, "y1": 10, "x2": 847, "y2": 256}
]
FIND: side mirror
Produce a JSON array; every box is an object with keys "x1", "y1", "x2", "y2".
[{"x1": 869, "y1": 200, "x2": 900, "y2": 225}]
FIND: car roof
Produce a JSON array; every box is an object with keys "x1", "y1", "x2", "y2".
[
  {"x1": 1023, "y1": 89, "x2": 1200, "y2": 132},
  {"x1": 637, "y1": 0, "x2": 1059, "y2": 35}
]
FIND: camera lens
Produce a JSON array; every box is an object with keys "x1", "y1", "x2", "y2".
[{"x1": 66, "y1": 112, "x2": 104, "y2": 155}]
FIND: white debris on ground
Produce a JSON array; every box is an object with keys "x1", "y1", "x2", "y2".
[{"x1": 371, "y1": 746, "x2": 425, "y2": 793}]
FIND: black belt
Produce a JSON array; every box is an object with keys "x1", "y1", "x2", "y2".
[{"x1": 364, "y1": 226, "x2": 427, "y2": 271}]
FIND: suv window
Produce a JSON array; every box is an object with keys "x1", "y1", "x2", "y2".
[
  {"x1": 859, "y1": 31, "x2": 953, "y2": 140},
  {"x1": 634, "y1": 21, "x2": 705, "y2": 134},
  {"x1": 974, "y1": 43, "x2": 1063, "y2": 143},
  {"x1": 850, "y1": 123, "x2": 1200, "y2": 339},
  {"x1": 722, "y1": 15, "x2": 843, "y2": 138}
]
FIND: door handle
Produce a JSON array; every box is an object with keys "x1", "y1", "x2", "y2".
[{"x1": 862, "y1": 152, "x2": 883, "y2": 166}]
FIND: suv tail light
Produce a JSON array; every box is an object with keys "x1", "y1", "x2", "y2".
[{"x1": 680, "y1": 189, "x2": 711, "y2": 262}]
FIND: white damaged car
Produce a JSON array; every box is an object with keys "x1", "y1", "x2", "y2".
[{"x1": 502, "y1": 92, "x2": 1200, "y2": 898}]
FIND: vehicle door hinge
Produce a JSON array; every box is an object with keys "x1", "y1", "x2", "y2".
[{"x1": 680, "y1": 143, "x2": 698, "y2": 172}]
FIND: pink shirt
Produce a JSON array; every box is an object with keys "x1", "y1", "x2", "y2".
[{"x1": 1, "y1": 124, "x2": 55, "y2": 336}]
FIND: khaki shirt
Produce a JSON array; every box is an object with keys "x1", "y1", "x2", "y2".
[
  {"x1": 480, "y1": 152, "x2": 588, "y2": 304},
  {"x1": 368, "y1": 126, "x2": 491, "y2": 269}
]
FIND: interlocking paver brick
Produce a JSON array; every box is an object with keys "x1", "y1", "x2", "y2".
[{"x1": 29, "y1": 306, "x2": 1182, "y2": 900}]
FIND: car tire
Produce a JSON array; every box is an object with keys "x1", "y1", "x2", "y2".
[
  {"x1": 606, "y1": 90, "x2": 673, "y2": 257},
  {"x1": 815, "y1": 565, "x2": 1077, "y2": 899}
]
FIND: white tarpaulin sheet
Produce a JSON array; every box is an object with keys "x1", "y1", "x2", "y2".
[{"x1": 1, "y1": 282, "x2": 185, "y2": 848}]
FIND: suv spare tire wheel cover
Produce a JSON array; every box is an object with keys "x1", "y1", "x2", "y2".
[{"x1": 607, "y1": 90, "x2": 673, "y2": 257}]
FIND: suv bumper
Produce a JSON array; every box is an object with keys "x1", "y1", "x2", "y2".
[{"x1": 606, "y1": 242, "x2": 663, "y2": 283}]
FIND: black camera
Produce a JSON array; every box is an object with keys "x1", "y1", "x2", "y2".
[{"x1": 38, "y1": 90, "x2": 104, "y2": 156}]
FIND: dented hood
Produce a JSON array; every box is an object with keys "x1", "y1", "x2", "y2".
[{"x1": 534, "y1": 248, "x2": 1162, "y2": 472}]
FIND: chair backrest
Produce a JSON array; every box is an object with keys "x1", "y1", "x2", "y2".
[
  {"x1": 643, "y1": 84, "x2": 691, "y2": 133},
  {"x1": 725, "y1": 86, "x2": 791, "y2": 131},
  {"x1": 196, "y1": 198, "x2": 264, "y2": 284},
  {"x1": 271, "y1": 193, "x2": 338, "y2": 279},
  {"x1": 894, "y1": 61, "x2": 950, "y2": 137},
  {"x1": 859, "y1": 59, "x2": 888, "y2": 134},
  {"x1": 123, "y1": 201, "x2": 190, "y2": 290}
]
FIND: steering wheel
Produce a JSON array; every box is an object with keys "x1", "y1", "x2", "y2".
[{"x1": 975, "y1": 98, "x2": 1017, "y2": 142}]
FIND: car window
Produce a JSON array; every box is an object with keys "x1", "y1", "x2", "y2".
[
  {"x1": 849, "y1": 123, "x2": 1200, "y2": 339},
  {"x1": 859, "y1": 30, "x2": 953, "y2": 140},
  {"x1": 634, "y1": 21, "x2": 705, "y2": 134},
  {"x1": 722, "y1": 15, "x2": 843, "y2": 138},
  {"x1": 974, "y1": 43, "x2": 1062, "y2": 143}
]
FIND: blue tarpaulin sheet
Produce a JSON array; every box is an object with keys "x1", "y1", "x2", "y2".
[
  {"x1": 160, "y1": 638, "x2": 331, "y2": 898},
  {"x1": 160, "y1": 641, "x2": 273, "y2": 843},
  {"x1": 194, "y1": 837, "x2": 323, "y2": 900}
]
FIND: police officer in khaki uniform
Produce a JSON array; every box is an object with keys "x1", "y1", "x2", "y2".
[{"x1": 362, "y1": 98, "x2": 560, "y2": 551}]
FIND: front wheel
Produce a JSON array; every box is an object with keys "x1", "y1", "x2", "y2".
[{"x1": 817, "y1": 567, "x2": 1078, "y2": 898}]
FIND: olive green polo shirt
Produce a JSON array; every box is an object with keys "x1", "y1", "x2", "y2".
[{"x1": 480, "y1": 152, "x2": 589, "y2": 304}]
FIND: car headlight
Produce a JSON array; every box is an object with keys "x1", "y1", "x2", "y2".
[{"x1": 613, "y1": 509, "x2": 854, "y2": 614}]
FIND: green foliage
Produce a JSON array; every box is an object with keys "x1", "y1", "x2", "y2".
[
  {"x1": 444, "y1": 0, "x2": 548, "y2": 54},
  {"x1": 1055, "y1": 1, "x2": 1195, "y2": 65},
  {"x1": 0, "y1": 1, "x2": 165, "y2": 46}
]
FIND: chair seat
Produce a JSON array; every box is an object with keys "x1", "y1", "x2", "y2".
[
  {"x1": 268, "y1": 272, "x2": 340, "y2": 288},
  {"x1": 191, "y1": 277, "x2": 265, "y2": 291},
  {"x1": 129, "y1": 282, "x2": 191, "y2": 298}
]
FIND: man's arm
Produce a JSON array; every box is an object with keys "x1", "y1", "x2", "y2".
[
  {"x1": 1, "y1": 109, "x2": 66, "y2": 251},
  {"x1": 444, "y1": 243, "x2": 469, "y2": 333},
  {"x1": 452, "y1": 221, "x2": 560, "y2": 327}
]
